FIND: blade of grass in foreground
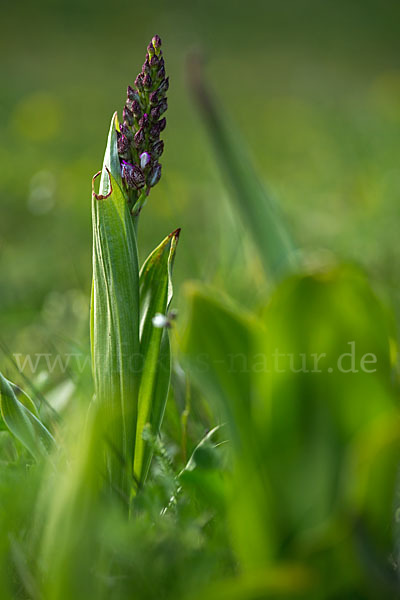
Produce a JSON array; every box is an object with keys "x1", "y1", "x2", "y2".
[{"x1": 188, "y1": 56, "x2": 298, "y2": 283}]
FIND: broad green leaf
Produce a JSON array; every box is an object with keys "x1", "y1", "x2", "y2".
[
  {"x1": 254, "y1": 266, "x2": 399, "y2": 552},
  {"x1": 0, "y1": 372, "x2": 55, "y2": 460},
  {"x1": 133, "y1": 229, "x2": 179, "y2": 486},
  {"x1": 91, "y1": 115, "x2": 140, "y2": 496},
  {"x1": 182, "y1": 283, "x2": 275, "y2": 570},
  {"x1": 190, "y1": 63, "x2": 297, "y2": 282}
]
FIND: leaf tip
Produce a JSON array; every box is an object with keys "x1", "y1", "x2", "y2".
[{"x1": 92, "y1": 167, "x2": 113, "y2": 200}]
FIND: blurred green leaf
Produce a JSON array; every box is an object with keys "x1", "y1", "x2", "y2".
[
  {"x1": 182, "y1": 283, "x2": 275, "y2": 570},
  {"x1": 0, "y1": 372, "x2": 55, "y2": 461}
]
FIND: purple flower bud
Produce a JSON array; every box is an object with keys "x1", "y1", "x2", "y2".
[
  {"x1": 157, "y1": 65, "x2": 165, "y2": 81},
  {"x1": 149, "y1": 124, "x2": 160, "y2": 140},
  {"x1": 150, "y1": 55, "x2": 159, "y2": 68},
  {"x1": 151, "y1": 99, "x2": 167, "y2": 121},
  {"x1": 152, "y1": 35, "x2": 162, "y2": 50},
  {"x1": 157, "y1": 77, "x2": 169, "y2": 95},
  {"x1": 142, "y1": 59, "x2": 150, "y2": 75},
  {"x1": 143, "y1": 74, "x2": 152, "y2": 89},
  {"x1": 131, "y1": 100, "x2": 142, "y2": 118},
  {"x1": 151, "y1": 139, "x2": 164, "y2": 159},
  {"x1": 158, "y1": 117, "x2": 166, "y2": 132},
  {"x1": 148, "y1": 162, "x2": 162, "y2": 187},
  {"x1": 117, "y1": 132, "x2": 130, "y2": 156},
  {"x1": 127, "y1": 85, "x2": 140, "y2": 103},
  {"x1": 147, "y1": 42, "x2": 154, "y2": 56},
  {"x1": 139, "y1": 113, "x2": 149, "y2": 128},
  {"x1": 134, "y1": 127, "x2": 145, "y2": 149},
  {"x1": 135, "y1": 73, "x2": 144, "y2": 91},
  {"x1": 123, "y1": 105, "x2": 134, "y2": 126},
  {"x1": 121, "y1": 160, "x2": 145, "y2": 189},
  {"x1": 150, "y1": 106, "x2": 160, "y2": 121},
  {"x1": 140, "y1": 152, "x2": 151, "y2": 170},
  {"x1": 120, "y1": 123, "x2": 133, "y2": 141},
  {"x1": 149, "y1": 90, "x2": 159, "y2": 106},
  {"x1": 149, "y1": 117, "x2": 166, "y2": 140}
]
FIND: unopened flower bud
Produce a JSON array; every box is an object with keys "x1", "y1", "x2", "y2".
[
  {"x1": 151, "y1": 99, "x2": 167, "y2": 121},
  {"x1": 139, "y1": 113, "x2": 149, "y2": 128},
  {"x1": 147, "y1": 42, "x2": 155, "y2": 58},
  {"x1": 117, "y1": 132, "x2": 130, "y2": 156},
  {"x1": 134, "y1": 127, "x2": 145, "y2": 149},
  {"x1": 143, "y1": 74, "x2": 152, "y2": 89},
  {"x1": 157, "y1": 77, "x2": 169, "y2": 95},
  {"x1": 152, "y1": 35, "x2": 162, "y2": 51},
  {"x1": 123, "y1": 105, "x2": 134, "y2": 126},
  {"x1": 149, "y1": 90, "x2": 159, "y2": 106},
  {"x1": 148, "y1": 162, "x2": 162, "y2": 187},
  {"x1": 151, "y1": 139, "x2": 164, "y2": 159},
  {"x1": 121, "y1": 160, "x2": 145, "y2": 189},
  {"x1": 142, "y1": 59, "x2": 150, "y2": 75},
  {"x1": 140, "y1": 151, "x2": 151, "y2": 170},
  {"x1": 135, "y1": 74, "x2": 144, "y2": 91},
  {"x1": 149, "y1": 55, "x2": 159, "y2": 68},
  {"x1": 131, "y1": 100, "x2": 142, "y2": 118},
  {"x1": 120, "y1": 123, "x2": 133, "y2": 141},
  {"x1": 127, "y1": 85, "x2": 140, "y2": 103},
  {"x1": 158, "y1": 117, "x2": 166, "y2": 132},
  {"x1": 157, "y1": 65, "x2": 165, "y2": 81}
]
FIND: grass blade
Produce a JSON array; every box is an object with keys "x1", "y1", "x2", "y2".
[{"x1": 188, "y1": 57, "x2": 298, "y2": 282}]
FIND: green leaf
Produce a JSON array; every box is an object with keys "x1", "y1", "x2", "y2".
[
  {"x1": 0, "y1": 379, "x2": 38, "y2": 431},
  {"x1": 133, "y1": 229, "x2": 180, "y2": 486},
  {"x1": 182, "y1": 284, "x2": 275, "y2": 570},
  {"x1": 189, "y1": 63, "x2": 297, "y2": 282},
  {"x1": 90, "y1": 115, "x2": 140, "y2": 496},
  {"x1": 100, "y1": 111, "x2": 123, "y2": 195},
  {"x1": 0, "y1": 372, "x2": 55, "y2": 460}
]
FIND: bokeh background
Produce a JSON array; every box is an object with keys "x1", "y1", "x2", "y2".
[{"x1": 2, "y1": 0, "x2": 400, "y2": 374}]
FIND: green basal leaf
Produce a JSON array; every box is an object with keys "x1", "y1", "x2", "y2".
[
  {"x1": 0, "y1": 372, "x2": 55, "y2": 460},
  {"x1": 133, "y1": 229, "x2": 180, "y2": 487},
  {"x1": 91, "y1": 114, "x2": 140, "y2": 497}
]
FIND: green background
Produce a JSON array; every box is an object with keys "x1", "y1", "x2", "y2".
[{"x1": 1, "y1": 0, "x2": 400, "y2": 366}]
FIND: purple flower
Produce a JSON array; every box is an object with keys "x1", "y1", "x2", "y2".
[
  {"x1": 140, "y1": 152, "x2": 151, "y2": 170},
  {"x1": 121, "y1": 160, "x2": 145, "y2": 189}
]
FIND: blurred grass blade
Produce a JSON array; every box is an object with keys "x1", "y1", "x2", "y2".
[
  {"x1": 133, "y1": 229, "x2": 180, "y2": 486},
  {"x1": 0, "y1": 372, "x2": 55, "y2": 460},
  {"x1": 91, "y1": 112, "x2": 140, "y2": 497},
  {"x1": 0, "y1": 378, "x2": 39, "y2": 431},
  {"x1": 188, "y1": 56, "x2": 297, "y2": 282}
]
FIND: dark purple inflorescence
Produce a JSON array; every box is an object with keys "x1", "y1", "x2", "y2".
[{"x1": 117, "y1": 35, "x2": 169, "y2": 210}]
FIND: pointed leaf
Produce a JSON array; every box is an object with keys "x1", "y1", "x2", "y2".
[
  {"x1": 91, "y1": 118, "x2": 140, "y2": 495},
  {"x1": 133, "y1": 229, "x2": 180, "y2": 485},
  {"x1": 0, "y1": 372, "x2": 55, "y2": 460}
]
